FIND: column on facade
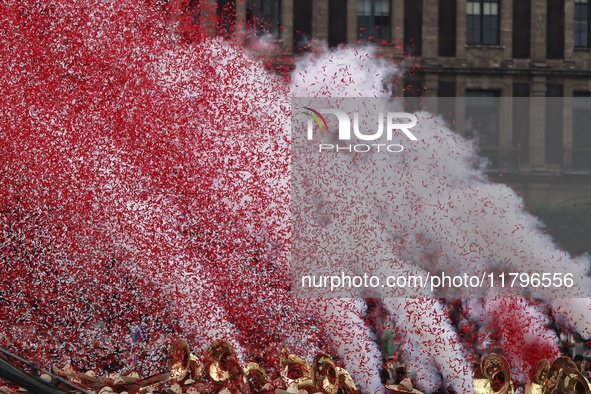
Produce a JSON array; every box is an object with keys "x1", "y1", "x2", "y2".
[
  {"x1": 530, "y1": 0, "x2": 547, "y2": 63},
  {"x1": 313, "y1": 0, "x2": 329, "y2": 42},
  {"x1": 455, "y1": 0, "x2": 467, "y2": 61},
  {"x1": 282, "y1": 0, "x2": 294, "y2": 53},
  {"x1": 500, "y1": 0, "x2": 512, "y2": 60},
  {"x1": 347, "y1": 0, "x2": 357, "y2": 44},
  {"x1": 422, "y1": 0, "x2": 438, "y2": 60}
]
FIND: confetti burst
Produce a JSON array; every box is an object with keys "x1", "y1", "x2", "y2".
[{"x1": 1, "y1": 2, "x2": 591, "y2": 393}]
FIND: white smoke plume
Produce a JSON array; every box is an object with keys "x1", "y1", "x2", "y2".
[{"x1": 287, "y1": 43, "x2": 591, "y2": 391}]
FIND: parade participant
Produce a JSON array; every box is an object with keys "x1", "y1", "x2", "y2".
[
  {"x1": 386, "y1": 354, "x2": 404, "y2": 383},
  {"x1": 380, "y1": 361, "x2": 391, "y2": 385},
  {"x1": 581, "y1": 357, "x2": 591, "y2": 379},
  {"x1": 385, "y1": 377, "x2": 424, "y2": 394},
  {"x1": 167, "y1": 339, "x2": 203, "y2": 384},
  {"x1": 393, "y1": 367, "x2": 408, "y2": 385}
]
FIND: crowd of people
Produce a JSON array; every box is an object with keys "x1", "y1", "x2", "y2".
[
  {"x1": 1, "y1": 338, "x2": 362, "y2": 394},
  {"x1": 377, "y1": 350, "x2": 591, "y2": 393},
  {"x1": 3, "y1": 320, "x2": 591, "y2": 394}
]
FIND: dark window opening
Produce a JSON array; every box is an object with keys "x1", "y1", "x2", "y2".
[
  {"x1": 293, "y1": 0, "x2": 312, "y2": 52},
  {"x1": 439, "y1": 0, "x2": 457, "y2": 56},
  {"x1": 465, "y1": 90, "x2": 501, "y2": 168},
  {"x1": 545, "y1": 84, "x2": 563, "y2": 165},
  {"x1": 513, "y1": 83, "x2": 530, "y2": 164},
  {"x1": 438, "y1": 80, "x2": 457, "y2": 130},
  {"x1": 328, "y1": 0, "x2": 348, "y2": 47},
  {"x1": 217, "y1": 0, "x2": 237, "y2": 36},
  {"x1": 572, "y1": 92, "x2": 591, "y2": 170},
  {"x1": 465, "y1": 90, "x2": 500, "y2": 147},
  {"x1": 404, "y1": 0, "x2": 422, "y2": 56},
  {"x1": 403, "y1": 77, "x2": 423, "y2": 113},
  {"x1": 547, "y1": 0, "x2": 565, "y2": 58},
  {"x1": 512, "y1": 0, "x2": 531, "y2": 58},
  {"x1": 246, "y1": 0, "x2": 282, "y2": 38}
]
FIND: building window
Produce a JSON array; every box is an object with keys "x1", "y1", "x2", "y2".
[
  {"x1": 465, "y1": 90, "x2": 500, "y2": 147},
  {"x1": 405, "y1": 0, "x2": 423, "y2": 56},
  {"x1": 465, "y1": 90, "x2": 501, "y2": 167},
  {"x1": 547, "y1": 0, "x2": 565, "y2": 58},
  {"x1": 512, "y1": 0, "x2": 531, "y2": 58},
  {"x1": 217, "y1": 0, "x2": 237, "y2": 36},
  {"x1": 466, "y1": 0, "x2": 500, "y2": 45},
  {"x1": 438, "y1": 0, "x2": 457, "y2": 57},
  {"x1": 357, "y1": 0, "x2": 391, "y2": 42},
  {"x1": 329, "y1": 0, "x2": 348, "y2": 47},
  {"x1": 293, "y1": 0, "x2": 312, "y2": 52},
  {"x1": 572, "y1": 93, "x2": 591, "y2": 170},
  {"x1": 575, "y1": 0, "x2": 590, "y2": 47},
  {"x1": 246, "y1": 0, "x2": 282, "y2": 38},
  {"x1": 545, "y1": 84, "x2": 563, "y2": 164}
]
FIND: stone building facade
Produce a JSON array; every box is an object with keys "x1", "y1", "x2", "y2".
[{"x1": 204, "y1": 0, "x2": 591, "y2": 207}]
